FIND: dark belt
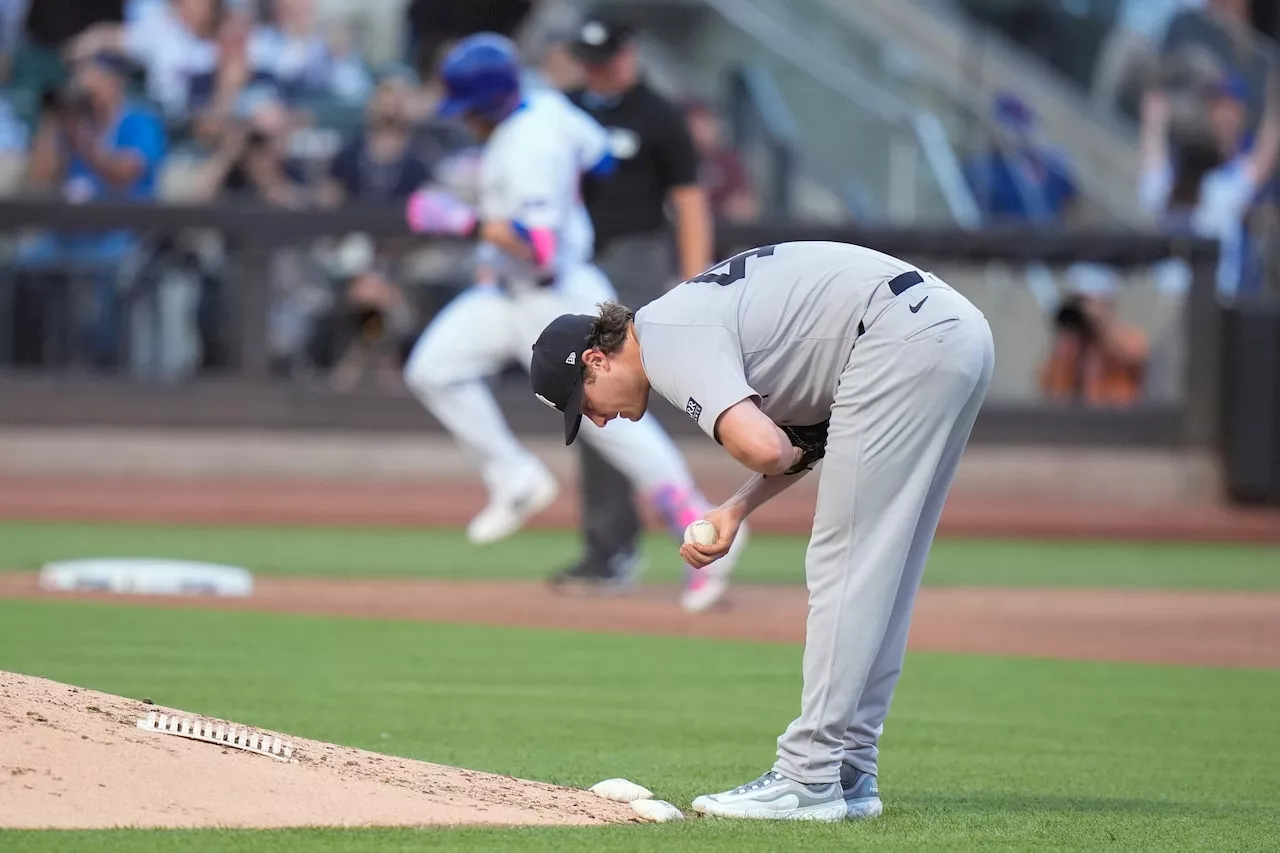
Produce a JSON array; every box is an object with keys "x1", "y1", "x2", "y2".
[
  {"x1": 857, "y1": 270, "x2": 924, "y2": 336},
  {"x1": 889, "y1": 270, "x2": 923, "y2": 295}
]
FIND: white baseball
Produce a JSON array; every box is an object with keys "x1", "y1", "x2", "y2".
[{"x1": 683, "y1": 519, "x2": 718, "y2": 547}]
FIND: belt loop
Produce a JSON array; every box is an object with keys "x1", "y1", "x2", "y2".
[{"x1": 888, "y1": 270, "x2": 924, "y2": 296}]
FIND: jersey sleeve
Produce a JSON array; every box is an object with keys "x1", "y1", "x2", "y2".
[
  {"x1": 637, "y1": 322, "x2": 760, "y2": 442},
  {"x1": 565, "y1": 101, "x2": 615, "y2": 178},
  {"x1": 478, "y1": 139, "x2": 560, "y2": 230}
]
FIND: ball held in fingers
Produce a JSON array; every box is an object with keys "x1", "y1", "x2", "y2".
[{"x1": 683, "y1": 519, "x2": 718, "y2": 547}]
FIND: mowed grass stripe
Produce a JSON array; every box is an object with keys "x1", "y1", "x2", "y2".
[
  {"x1": 1, "y1": 601, "x2": 1278, "y2": 851},
  {"x1": 0, "y1": 521, "x2": 1278, "y2": 589}
]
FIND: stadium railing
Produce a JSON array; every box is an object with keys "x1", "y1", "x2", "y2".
[{"x1": 0, "y1": 197, "x2": 1220, "y2": 451}]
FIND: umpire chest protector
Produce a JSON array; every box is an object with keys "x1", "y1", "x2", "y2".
[{"x1": 569, "y1": 82, "x2": 700, "y2": 251}]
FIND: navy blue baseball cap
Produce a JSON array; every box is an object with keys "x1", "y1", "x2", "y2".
[{"x1": 530, "y1": 314, "x2": 595, "y2": 445}]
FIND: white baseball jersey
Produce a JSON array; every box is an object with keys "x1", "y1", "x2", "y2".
[
  {"x1": 635, "y1": 241, "x2": 918, "y2": 435},
  {"x1": 478, "y1": 88, "x2": 612, "y2": 291}
]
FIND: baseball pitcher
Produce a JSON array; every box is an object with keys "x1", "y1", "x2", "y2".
[
  {"x1": 530, "y1": 240, "x2": 995, "y2": 821},
  {"x1": 401, "y1": 33, "x2": 746, "y2": 611}
]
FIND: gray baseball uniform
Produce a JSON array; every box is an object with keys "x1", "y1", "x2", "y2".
[{"x1": 635, "y1": 241, "x2": 995, "y2": 784}]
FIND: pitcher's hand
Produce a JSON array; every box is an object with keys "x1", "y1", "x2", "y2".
[{"x1": 679, "y1": 504, "x2": 744, "y2": 569}]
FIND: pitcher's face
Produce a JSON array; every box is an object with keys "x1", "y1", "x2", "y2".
[{"x1": 580, "y1": 349, "x2": 649, "y2": 427}]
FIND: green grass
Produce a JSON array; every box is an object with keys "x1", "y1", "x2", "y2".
[
  {"x1": 2, "y1": 600, "x2": 1278, "y2": 851},
  {"x1": 0, "y1": 520, "x2": 1278, "y2": 590}
]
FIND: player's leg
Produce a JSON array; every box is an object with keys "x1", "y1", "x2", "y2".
[
  {"x1": 552, "y1": 239, "x2": 663, "y2": 592},
  {"x1": 770, "y1": 290, "x2": 992, "y2": 787},
  {"x1": 837, "y1": 321, "x2": 995, "y2": 817},
  {"x1": 547, "y1": 440, "x2": 646, "y2": 593},
  {"x1": 403, "y1": 287, "x2": 558, "y2": 544}
]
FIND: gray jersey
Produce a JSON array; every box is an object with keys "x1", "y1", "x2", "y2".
[{"x1": 635, "y1": 241, "x2": 915, "y2": 438}]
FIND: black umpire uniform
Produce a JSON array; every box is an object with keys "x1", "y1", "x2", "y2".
[{"x1": 549, "y1": 12, "x2": 711, "y2": 589}]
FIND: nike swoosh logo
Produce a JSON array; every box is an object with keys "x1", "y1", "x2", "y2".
[{"x1": 909, "y1": 296, "x2": 928, "y2": 313}]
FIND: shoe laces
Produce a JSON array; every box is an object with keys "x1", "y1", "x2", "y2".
[{"x1": 730, "y1": 771, "x2": 784, "y2": 794}]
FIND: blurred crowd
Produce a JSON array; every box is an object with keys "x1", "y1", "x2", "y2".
[
  {"x1": 958, "y1": 0, "x2": 1279, "y2": 408},
  {"x1": 0, "y1": 0, "x2": 758, "y2": 382},
  {"x1": 2, "y1": 0, "x2": 1272, "y2": 414}
]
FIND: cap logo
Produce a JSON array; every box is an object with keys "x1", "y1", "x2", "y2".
[
  {"x1": 535, "y1": 392, "x2": 558, "y2": 410},
  {"x1": 581, "y1": 21, "x2": 608, "y2": 45},
  {"x1": 565, "y1": 352, "x2": 577, "y2": 365}
]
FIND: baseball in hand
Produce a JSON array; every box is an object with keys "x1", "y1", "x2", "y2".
[{"x1": 683, "y1": 519, "x2": 718, "y2": 547}]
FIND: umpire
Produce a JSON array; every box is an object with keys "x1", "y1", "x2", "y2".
[{"x1": 549, "y1": 8, "x2": 715, "y2": 591}]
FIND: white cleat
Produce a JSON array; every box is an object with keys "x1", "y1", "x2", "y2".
[
  {"x1": 466, "y1": 469, "x2": 559, "y2": 545},
  {"x1": 691, "y1": 770, "x2": 847, "y2": 822},
  {"x1": 680, "y1": 575, "x2": 727, "y2": 613}
]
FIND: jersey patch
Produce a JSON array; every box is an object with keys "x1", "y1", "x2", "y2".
[{"x1": 685, "y1": 398, "x2": 702, "y2": 421}]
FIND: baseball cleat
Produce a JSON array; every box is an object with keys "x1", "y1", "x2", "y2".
[
  {"x1": 679, "y1": 574, "x2": 727, "y2": 613},
  {"x1": 466, "y1": 468, "x2": 559, "y2": 545},
  {"x1": 547, "y1": 550, "x2": 645, "y2": 596},
  {"x1": 840, "y1": 764, "x2": 884, "y2": 820},
  {"x1": 691, "y1": 770, "x2": 846, "y2": 821}
]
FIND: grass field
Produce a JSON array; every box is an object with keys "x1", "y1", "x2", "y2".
[
  {"x1": 2, "y1": 522, "x2": 1279, "y2": 851},
  {"x1": 2, "y1": 520, "x2": 1280, "y2": 589},
  {"x1": 2, "y1": 599, "x2": 1278, "y2": 852}
]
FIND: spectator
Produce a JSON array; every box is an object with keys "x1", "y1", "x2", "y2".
[
  {"x1": 189, "y1": 88, "x2": 307, "y2": 206},
  {"x1": 325, "y1": 263, "x2": 417, "y2": 394},
  {"x1": 14, "y1": 0, "x2": 124, "y2": 95},
  {"x1": 683, "y1": 97, "x2": 759, "y2": 222},
  {"x1": 247, "y1": 0, "x2": 371, "y2": 106},
  {"x1": 323, "y1": 21, "x2": 375, "y2": 104},
  {"x1": 67, "y1": 0, "x2": 241, "y2": 120},
  {"x1": 964, "y1": 92, "x2": 1079, "y2": 224},
  {"x1": 0, "y1": 7, "x2": 30, "y2": 190},
  {"x1": 1090, "y1": 0, "x2": 1204, "y2": 118},
  {"x1": 1138, "y1": 77, "x2": 1280, "y2": 298},
  {"x1": 404, "y1": 0, "x2": 532, "y2": 74},
  {"x1": 14, "y1": 53, "x2": 166, "y2": 367},
  {"x1": 1038, "y1": 289, "x2": 1151, "y2": 407},
  {"x1": 318, "y1": 69, "x2": 430, "y2": 207},
  {"x1": 1162, "y1": 0, "x2": 1273, "y2": 131},
  {"x1": 0, "y1": 0, "x2": 28, "y2": 79},
  {"x1": 24, "y1": 54, "x2": 166, "y2": 200}
]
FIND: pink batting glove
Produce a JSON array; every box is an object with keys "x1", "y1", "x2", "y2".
[{"x1": 406, "y1": 188, "x2": 478, "y2": 236}]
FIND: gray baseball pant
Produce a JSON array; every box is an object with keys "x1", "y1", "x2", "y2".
[
  {"x1": 773, "y1": 275, "x2": 995, "y2": 784},
  {"x1": 578, "y1": 233, "x2": 676, "y2": 561}
]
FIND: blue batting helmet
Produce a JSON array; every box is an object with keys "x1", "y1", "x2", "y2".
[{"x1": 437, "y1": 33, "x2": 522, "y2": 123}]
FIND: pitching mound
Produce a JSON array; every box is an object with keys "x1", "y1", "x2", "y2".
[{"x1": 0, "y1": 671, "x2": 637, "y2": 829}]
